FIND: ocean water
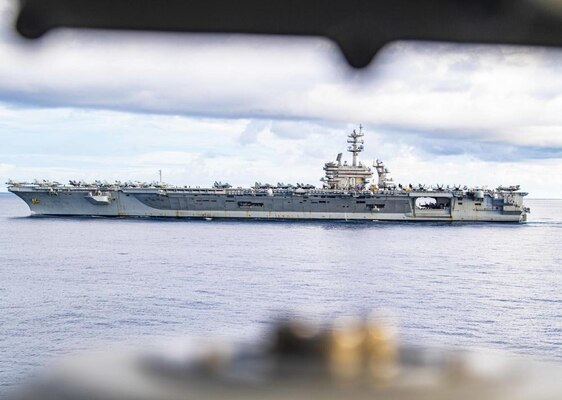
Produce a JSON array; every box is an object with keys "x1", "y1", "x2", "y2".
[{"x1": 1, "y1": 193, "x2": 561, "y2": 391}]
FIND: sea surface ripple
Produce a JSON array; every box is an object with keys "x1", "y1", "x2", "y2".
[{"x1": 1, "y1": 194, "x2": 561, "y2": 391}]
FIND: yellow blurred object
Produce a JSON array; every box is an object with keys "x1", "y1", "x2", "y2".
[
  {"x1": 328, "y1": 316, "x2": 398, "y2": 384},
  {"x1": 329, "y1": 318, "x2": 367, "y2": 381},
  {"x1": 366, "y1": 321, "x2": 398, "y2": 382}
]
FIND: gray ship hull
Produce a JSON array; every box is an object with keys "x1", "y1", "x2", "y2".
[
  {"x1": 6, "y1": 127, "x2": 529, "y2": 222},
  {"x1": 8, "y1": 187, "x2": 528, "y2": 222}
]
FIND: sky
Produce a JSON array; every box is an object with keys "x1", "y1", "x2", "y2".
[{"x1": 1, "y1": 0, "x2": 561, "y2": 197}]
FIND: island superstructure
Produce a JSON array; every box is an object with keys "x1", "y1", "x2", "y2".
[{"x1": 7, "y1": 126, "x2": 529, "y2": 222}]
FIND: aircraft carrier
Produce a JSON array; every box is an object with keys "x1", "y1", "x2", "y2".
[{"x1": 7, "y1": 126, "x2": 529, "y2": 222}]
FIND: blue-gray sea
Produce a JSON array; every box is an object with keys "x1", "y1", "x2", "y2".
[{"x1": 1, "y1": 193, "x2": 561, "y2": 392}]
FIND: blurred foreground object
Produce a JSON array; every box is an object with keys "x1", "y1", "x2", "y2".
[
  {"x1": 15, "y1": 0, "x2": 562, "y2": 68},
  {"x1": 13, "y1": 314, "x2": 562, "y2": 400}
]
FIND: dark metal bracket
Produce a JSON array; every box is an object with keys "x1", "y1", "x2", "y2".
[{"x1": 15, "y1": 0, "x2": 562, "y2": 68}]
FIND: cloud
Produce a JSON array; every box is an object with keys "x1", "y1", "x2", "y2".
[{"x1": 239, "y1": 120, "x2": 269, "y2": 144}]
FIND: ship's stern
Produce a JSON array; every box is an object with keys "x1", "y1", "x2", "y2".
[{"x1": 501, "y1": 191, "x2": 529, "y2": 222}]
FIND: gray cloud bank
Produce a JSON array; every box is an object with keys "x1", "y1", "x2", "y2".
[{"x1": 1, "y1": 0, "x2": 562, "y2": 158}]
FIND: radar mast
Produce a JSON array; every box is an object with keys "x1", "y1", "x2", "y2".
[
  {"x1": 322, "y1": 125, "x2": 373, "y2": 190},
  {"x1": 347, "y1": 124, "x2": 364, "y2": 167}
]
